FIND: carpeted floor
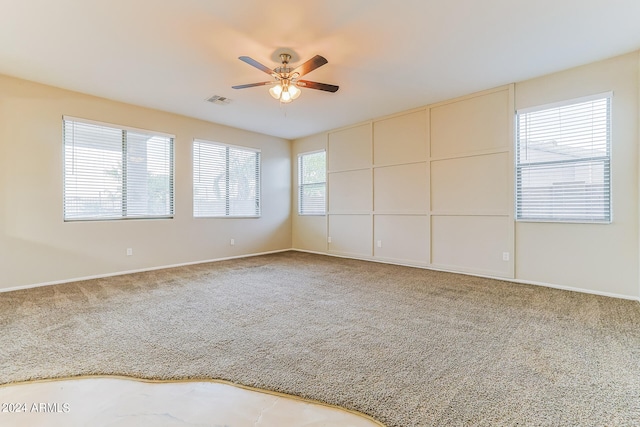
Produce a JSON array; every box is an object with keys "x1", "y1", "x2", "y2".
[{"x1": 1, "y1": 251, "x2": 639, "y2": 426}]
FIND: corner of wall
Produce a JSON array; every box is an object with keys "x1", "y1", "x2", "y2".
[{"x1": 637, "y1": 49, "x2": 640, "y2": 299}]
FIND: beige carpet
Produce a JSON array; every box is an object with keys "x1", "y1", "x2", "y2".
[{"x1": 1, "y1": 251, "x2": 639, "y2": 426}]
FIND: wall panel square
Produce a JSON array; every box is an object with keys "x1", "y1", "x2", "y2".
[
  {"x1": 328, "y1": 124, "x2": 372, "y2": 171},
  {"x1": 431, "y1": 89, "x2": 509, "y2": 158},
  {"x1": 328, "y1": 214, "x2": 372, "y2": 257},
  {"x1": 373, "y1": 110, "x2": 427, "y2": 166},
  {"x1": 431, "y1": 153, "x2": 510, "y2": 214},
  {"x1": 328, "y1": 169, "x2": 372, "y2": 213},
  {"x1": 374, "y1": 163, "x2": 428, "y2": 213},
  {"x1": 431, "y1": 215, "x2": 512, "y2": 277},
  {"x1": 374, "y1": 214, "x2": 429, "y2": 264}
]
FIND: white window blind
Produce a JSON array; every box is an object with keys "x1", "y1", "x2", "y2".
[
  {"x1": 193, "y1": 140, "x2": 261, "y2": 217},
  {"x1": 63, "y1": 117, "x2": 174, "y2": 221},
  {"x1": 516, "y1": 94, "x2": 611, "y2": 223},
  {"x1": 298, "y1": 150, "x2": 326, "y2": 215}
]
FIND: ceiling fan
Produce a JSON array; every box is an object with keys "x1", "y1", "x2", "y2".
[{"x1": 232, "y1": 53, "x2": 339, "y2": 103}]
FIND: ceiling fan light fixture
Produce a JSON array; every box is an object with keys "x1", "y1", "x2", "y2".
[
  {"x1": 289, "y1": 84, "x2": 301, "y2": 100},
  {"x1": 269, "y1": 84, "x2": 283, "y2": 99},
  {"x1": 280, "y1": 89, "x2": 292, "y2": 103},
  {"x1": 268, "y1": 80, "x2": 300, "y2": 103}
]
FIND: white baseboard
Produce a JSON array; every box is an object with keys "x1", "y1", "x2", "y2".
[
  {"x1": 289, "y1": 248, "x2": 327, "y2": 256},
  {"x1": 5, "y1": 247, "x2": 640, "y2": 304},
  {"x1": 290, "y1": 249, "x2": 640, "y2": 302},
  {"x1": 506, "y1": 278, "x2": 640, "y2": 302},
  {"x1": 0, "y1": 249, "x2": 291, "y2": 294}
]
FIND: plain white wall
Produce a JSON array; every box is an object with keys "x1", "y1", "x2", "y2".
[{"x1": 0, "y1": 74, "x2": 292, "y2": 290}]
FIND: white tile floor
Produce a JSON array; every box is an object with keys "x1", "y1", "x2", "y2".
[{"x1": 0, "y1": 377, "x2": 382, "y2": 427}]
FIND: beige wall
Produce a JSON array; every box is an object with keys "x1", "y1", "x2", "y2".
[
  {"x1": 514, "y1": 52, "x2": 639, "y2": 297},
  {"x1": 291, "y1": 133, "x2": 327, "y2": 253},
  {"x1": 0, "y1": 74, "x2": 292, "y2": 290},
  {"x1": 292, "y1": 51, "x2": 640, "y2": 299}
]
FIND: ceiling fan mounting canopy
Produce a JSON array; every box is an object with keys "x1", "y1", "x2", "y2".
[
  {"x1": 278, "y1": 53, "x2": 291, "y2": 66},
  {"x1": 232, "y1": 52, "x2": 339, "y2": 103}
]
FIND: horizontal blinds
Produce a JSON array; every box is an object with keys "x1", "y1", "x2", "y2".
[
  {"x1": 516, "y1": 96, "x2": 611, "y2": 222},
  {"x1": 298, "y1": 151, "x2": 326, "y2": 215},
  {"x1": 63, "y1": 118, "x2": 174, "y2": 220},
  {"x1": 193, "y1": 140, "x2": 260, "y2": 217}
]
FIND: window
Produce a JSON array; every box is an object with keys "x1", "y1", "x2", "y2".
[
  {"x1": 63, "y1": 117, "x2": 174, "y2": 221},
  {"x1": 516, "y1": 93, "x2": 611, "y2": 223},
  {"x1": 193, "y1": 140, "x2": 261, "y2": 217},
  {"x1": 298, "y1": 150, "x2": 326, "y2": 215}
]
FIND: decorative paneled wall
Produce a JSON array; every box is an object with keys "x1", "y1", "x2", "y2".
[
  {"x1": 429, "y1": 87, "x2": 514, "y2": 277},
  {"x1": 298, "y1": 52, "x2": 640, "y2": 298},
  {"x1": 372, "y1": 110, "x2": 429, "y2": 265},
  {"x1": 327, "y1": 123, "x2": 373, "y2": 257},
  {"x1": 325, "y1": 86, "x2": 514, "y2": 278}
]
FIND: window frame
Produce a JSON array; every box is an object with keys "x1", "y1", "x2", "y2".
[
  {"x1": 62, "y1": 116, "x2": 175, "y2": 222},
  {"x1": 192, "y1": 139, "x2": 262, "y2": 218},
  {"x1": 515, "y1": 92, "x2": 612, "y2": 224},
  {"x1": 297, "y1": 149, "x2": 327, "y2": 216}
]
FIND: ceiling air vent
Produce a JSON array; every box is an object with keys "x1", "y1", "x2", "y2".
[{"x1": 205, "y1": 95, "x2": 231, "y2": 105}]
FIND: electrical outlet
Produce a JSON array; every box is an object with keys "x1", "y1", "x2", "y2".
[
  {"x1": 327, "y1": 236, "x2": 332, "y2": 243},
  {"x1": 230, "y1": 238, "x2": 235, "y2": 246},
  {"x1": 502, "y1": 252, "x2": 509, "y2": 261},
  {"x1": 377, "y1": 240, "x2": 382, "y2": 248},
  {"x1": 126, "y1": 248, "x2": 133, "y2": 256}
]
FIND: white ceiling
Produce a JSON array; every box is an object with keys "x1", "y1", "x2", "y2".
[{"x1": 1, "y1": 0, "x2": 639, "y2": 140}]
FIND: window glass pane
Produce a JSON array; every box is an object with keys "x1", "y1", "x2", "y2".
[
  {"x1": 298, "y1": 151, "x2": 326, "y2": 215},
  {"x1": 193, "y1": 140, "x2": 260, "y2": 217},
  {"x1": 516, "y1": 96, "x2": 610, "y2": 223},
  {"x1": 516, "y1": 160, "x2": 610, "y2": 221},
  {"x1": 193, "y1": 142, "x2": 227, "y2": 216},
  {"x1": 300, "y1": 182, "x2": 326, "y2": 215},
  {"x1": 63, "y1": 118, "x2": 173, "y2": 221},
  {"x1": 144, "y1": 135, "x2": 173, "y2": 216},
  {"x1": 64, "y1": 121, "x2": 123, "y2": 219},
  {"x1": 518, "y1": 98, "x2": 609, "y2": 164},
  {"x1": 229, "y1": 147, "x2": 260, "y2": 216},
  {"x1": 301, "y1": 151, "x2": 326, "y2": 185}
]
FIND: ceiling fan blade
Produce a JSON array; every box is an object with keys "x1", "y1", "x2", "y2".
[
  {"x1": 232, "y1": 82, "x2": 273, "y2": 89},
  {"x1": 297, "y1": 80, "x2": 339, "y2": 93},
  {"x1": 238, "y1": 56, "x2": 275, "y2": 76},
  {"x1": 292, "y1": 55, "x2": 328, "y2": 77}
]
